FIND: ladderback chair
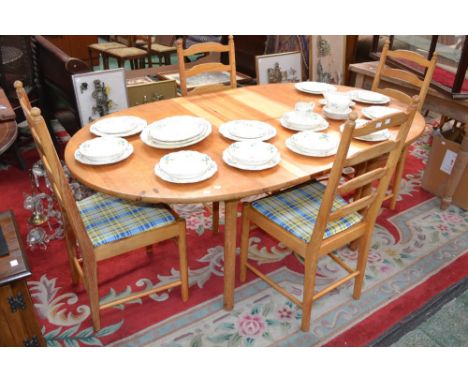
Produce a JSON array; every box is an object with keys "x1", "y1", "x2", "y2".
[
  {"x1": 239, "y1": 97, "x2": 419, "y2": 331},
  {"x1": 16, "y1": 82, "x2": 189, "y2": 331},
  {"x1": 176, "y1": 35, "x2": 237, "y2": 97},
  {"x1": 176, "y1": 36, "x2": 237, "y2": 233},
  {"x1": 371, "y1": 39, "x2": 437, "y2": 209}
]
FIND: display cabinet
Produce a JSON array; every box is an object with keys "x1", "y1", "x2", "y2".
[{"x1": 371, "y1": 35, "x2": 468, "y2": 99}]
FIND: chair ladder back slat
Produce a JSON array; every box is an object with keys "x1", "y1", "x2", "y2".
[
  {"x1": 185, "y1": 62, "x2": 233, "y2": 78},
  {"x1": 328, "y1": 193, "x2": 376, "y2": 222},
  {"x1": 380, "y1": 67, "x2": 424, "y2": 88},
  {"x1": 345, "y1": 140, "x2": 398, "y2": 168},
  {"x1": 338, "y1": 167, "x2": 387, "y2": 196},
  {"x1": 379, "y1": 88, "x2": 413, "y2": 105},
  {"x1": 386, "y1": 49, "x2": 433, "y2": 68},
  {"x1": 183, "y1": 41, "x2": 231, "y2": 56}
]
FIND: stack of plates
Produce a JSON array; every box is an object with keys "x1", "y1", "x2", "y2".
[
  {"x1": 286, "y1": 131, "x2": 339, "y2": 157},
  {"x1": 219, "y1": 120, "x2": 277, "y2": 141},
  {"x1": 323, "y1": 106, "x2": 353, "y2": 120},
  {"x1": 223, "y1": 141, "x2": 280, "y2": 170},
  {"x1": 295, "y1": 81, "x2": 337, "y2": 94},
  {"x1": 141, "y1": 115, "x2": 212, "y2": 149},
  {"x1": 155, "y1": 150, "x2": 217, "y2": 183},
  {"x1": 340, "y1": 118, "x2": 391, "y2": 142},
  {"x1": 280, "y1": 111, "x2": 329, "y2": 131},
  {"x1": 90, "y1": 116, "x2": 147, "y2": 137},
  {"x1": 75, "y1": 136, "x2": 133, "y2": 165},
  {"x1": 349, "y1": 90, "x2": 390, "y2": 105},
  {"x1": 362, "y1": 106, "x2": 401, "y2": 120}
]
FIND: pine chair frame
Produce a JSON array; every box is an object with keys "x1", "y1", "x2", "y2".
[
  {"x1": 176, "y1": 35, "x2": 237, "y2": 97},
  {"x1": 372, "y1": 39, "x2": 438, "y2": 209},
  {"x1": 15, "y1": 81, "x2": 189, "y2": 331},
  {"x1": 176, "y1": 36, "x2": 237, "y2": 234},
  {"x1": 239, "y1": 98, "x2": 419, "y2": 331}
]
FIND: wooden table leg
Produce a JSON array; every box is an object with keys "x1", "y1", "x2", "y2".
[{"x1": 223, "y1": 199, "x2": 238, "y2": 310}]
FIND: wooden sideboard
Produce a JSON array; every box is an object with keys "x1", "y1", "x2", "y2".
[{"x1": 0, "y1": 211, "x2": 46, "y2": 347}]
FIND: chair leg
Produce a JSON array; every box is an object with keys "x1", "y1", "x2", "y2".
[
  {"x1": 88, "y1": 48, "x2": 94, "y2": 69},
  {"x1": 63, "y1": 223, "x2": 79, "y2": 286},
  {"x1": 177, "y1": 221, "x2": 189, "y2": 302},
  {"x1": 103, "y1": 54, "x2": 109, "y2": 70},
  {"x1": 83, "y1": 256, "x2": 101, "y2": 331},
  {"x1": 301, "y1": 249, "x2": 319, "y2": 332},
  {"x1": 352, "y1": 235, "x2": 372, "y2": 300},
  {"x1": 212, "y1": 201, "x2": 219, "y2": 234},
  {"x1": 389, "y1": 146, "x2": 409, "y2": 210},
  {"x1": 239, "y1": 207, "x2": 251, "y2": 283}
]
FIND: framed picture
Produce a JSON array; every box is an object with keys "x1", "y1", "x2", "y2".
[
  {"x1": 72, "y1": 68, "x2": 129, "y2": 126},
  {"x1": 310, "y1": 36, "x2": 347, "y2": 85},
  {"x1": 255, "y1": 51, "x2": 302, "y2": 85}
]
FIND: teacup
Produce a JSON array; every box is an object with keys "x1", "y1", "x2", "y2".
[
  {"x1": 323, "y1": 91, "x2": 352, "y2": 114},
  {"x1": 294, "y1": 101, "x2": 315, "y2": 119}
]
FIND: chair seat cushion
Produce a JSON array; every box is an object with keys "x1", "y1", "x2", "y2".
[
  {"x1": 251, "y1": 182, "x2": 362, "y2": 243},
  {"x1": 144, "y1": 43, "x2": 177, "y2": 53},
  {"x1": 77, "y1": 193, "x2": 175, "y2": 247},
  {"x1": 105, "y1": 47, "x2": 147, "y2": 58},
  {"x1": 89, "y1": 42, "x2": 127, "y2": 51}
]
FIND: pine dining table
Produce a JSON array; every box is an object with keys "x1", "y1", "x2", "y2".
[{"x1": 64, "y1": 82, "x2": 426, "y2": 311}]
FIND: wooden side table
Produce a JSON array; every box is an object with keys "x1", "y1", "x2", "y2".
[
  {"x1": 0, "y1": 210, "x2": 46, "y2": 347},
  {"x1": 0, "y1": 88, "x2": 25, "y2": 169}
]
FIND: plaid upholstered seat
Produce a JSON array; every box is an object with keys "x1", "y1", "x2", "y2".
[
  {"x1": 77, "y1": 193, "x2": 175, "y2": 247},
  {"x1": 251, "y1": 182, "x2": 362, "y2": 243}
]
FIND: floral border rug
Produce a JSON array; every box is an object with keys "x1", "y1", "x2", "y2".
[{"x1": 1, "y1": 124, "x2": 467, "y2": 346}]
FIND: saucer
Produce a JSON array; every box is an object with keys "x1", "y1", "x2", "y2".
[{"x1": 323, "y1": 106, "x2": 352, "y2": 120}]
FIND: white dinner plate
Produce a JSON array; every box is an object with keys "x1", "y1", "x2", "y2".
[
  {"x1": 159, "y1": 150, "x2": 212, "y2": 179},
  {"x1": 219, "y1": 120, "x2": 277, "y2": 141},
  {"x1": 362, "y1": 106, "x2": 401, "y2": 120},
  {"x1": 75, "y1": 143, "x2": 134, "y2": 165},
  {"x1": 281, "y1": 111, "x2": 329, "y2": 131},
  {"x1": 323, "y1": 106, "x2": 352, "y2": 120},
  {"x1": 155, "y1": 151, "x2": 217, "y2": 183},
  {"x1": 295, "y1": 81, "x2": 337, "y2": 94},
  {"x1": 148, "y1": 116, "x2": 211, "y2": 143},
  {"x1": 226, "y1": 141, "x2": 279, "y2": 166},
  {"x1": 288, "y1": 131, "x2": 339, "y2": 154},
  {"x1": 90, "y1": 116, "x2": 147, "y2": 136},
  {"x1": 140, "y1": 124, "x2": 212, "y2": 149},
  {"x1": 223, "y1": 150, "x2": 281, "y2": 171},
  {"x1": 350, "y1": 90, "x2": 390, "y2": 105},
  {"x1": 78, "y1": 136, "x2": 129, "y2": 162}
]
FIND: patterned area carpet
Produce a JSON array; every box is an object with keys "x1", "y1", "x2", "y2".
[{"x1": 1, "y1": 124, "x2": 467, "y2": 346}]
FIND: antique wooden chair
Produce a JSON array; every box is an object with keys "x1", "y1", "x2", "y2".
[
  {"x1": 239, "y1": 97, "x2": 419, "y2": 332},
  {"x1": 175, "y1": 35, "x2": 237, "y2": 97},
  {"x1": 16, "y1": 82, "x2": 189, "y2": 331},
  {"x1": 88, "y1": 37, "x2": 128, "y2": 69},
  {"x1": 103, "y1": 36, "x2": 153, "y2": 70},
  {"x1": 372, "y1": 39, "x2": 437, "y2": 209},
  {"x1": 140, "y1": 36, "x2": 177, "y2": 66},
  {"x1": 176, "y1": 35, "x2": 237, "y2": 233}
]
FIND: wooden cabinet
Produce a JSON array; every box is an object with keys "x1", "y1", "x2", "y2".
[
  {"x1": 44, "y1": 35, "x2": 98, "y2": 66},
  {"x1": 0, "y1": 210, "x2": 46, "y2": 347}
]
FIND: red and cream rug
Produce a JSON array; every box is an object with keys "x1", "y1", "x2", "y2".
[{"x1": 1, "y1": 125, "x2": 467, "y2": 346}]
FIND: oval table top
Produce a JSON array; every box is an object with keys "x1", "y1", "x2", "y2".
[{"x1": 64, "y1": 83, "x2": 426, "y2": 204}]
